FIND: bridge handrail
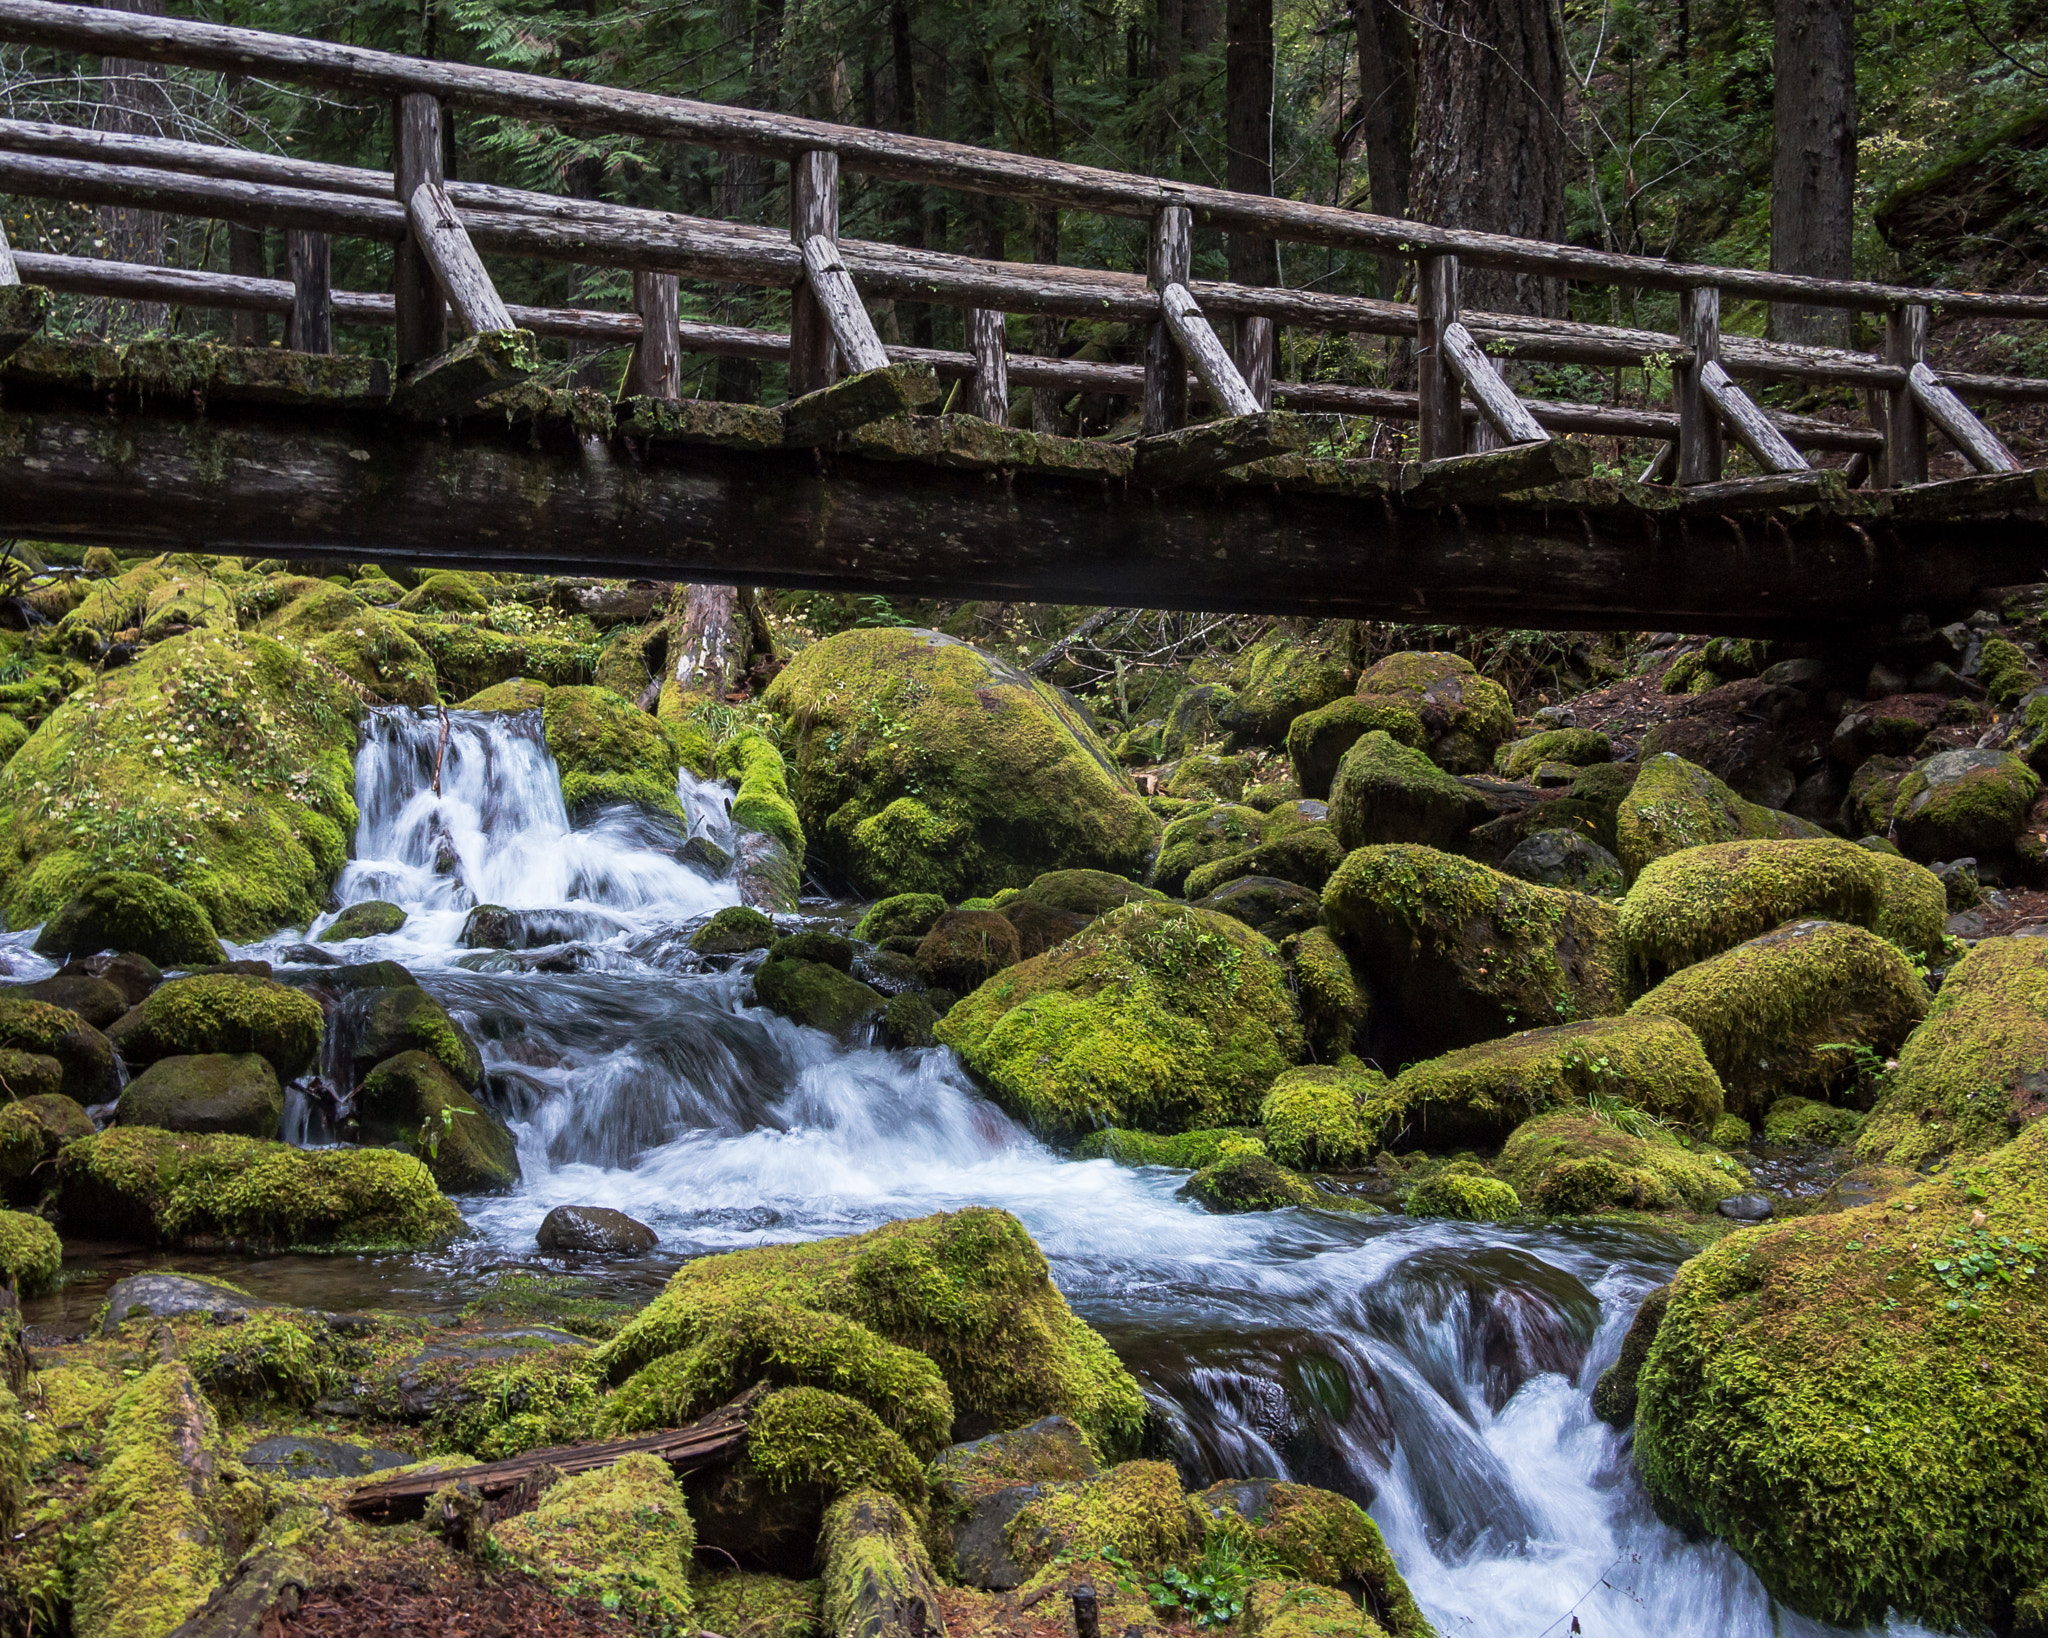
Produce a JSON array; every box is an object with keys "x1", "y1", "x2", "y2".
[{"x1": 2, "y1": 0, "x2": 2046, "y2": 320}]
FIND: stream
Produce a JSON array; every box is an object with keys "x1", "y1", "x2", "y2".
[{"x1": 11, "y1": 706, "x2": 1932, "y2": 1638}]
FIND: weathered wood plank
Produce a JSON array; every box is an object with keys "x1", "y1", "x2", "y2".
[
  {"x1": 1884, "y1": 305, "x2": 1928, "y2": 487},
  {"x1": 1439, "y1": 319, "x2": 1548, "y2": 445},
  {"x1": 1676, "y1": 288, "x2": 1723, "y2": 485},
  {"x1": 846, "y1": 414, "x2": 1133, "y2": 477},
  {"x1": 1889, "y1": 468, "x2": 2048, "y2": 520},
  {"x1": 390, "y1": 328, "x2": 537, "y2": 420},
  {"x1": 1131, "y1": 410, "x2": 1308, "y2": 485},
  {"x1": 1699, "y1": 360, "x2": 1810, "y2": 474},
  {"x1": 0, "y1": 218, "x2": 17, "y2": 285},
  {"x1": 0, "y1": 282, "x2": 49, "y2": 362},
  {"x1": 799, "y1": 233, "x2": 890, "y2": 375},
  {"x1": 392, "y1": 92, "x2": 446, "y2": 366},
  {"x1": 624, "y1": 270, "x2": 680, "y2": 400},
  {"x1": 407, "y1": 180, "x2": 514, "y2": 336},
  {"x1": 1156, "y1": 282, "x2": 1260, "y2": 419},
  {"x1": 1416, "y1": 255, "x2": 1463, "y2": 462},
  {"x1": 789, "y1": 151, "x2": 840, "y2": 397},
  {"x1": 782, "y1": 361, "x2": 939, "y2": 445},
  {"x1": 1400, "y1": 439, "x2": 1596, "y2": 503},
  {"x1": 1144, "y1": 206, "x2": 1192, "y2": 436},
  {"x1": 286, "y1": 228, "x2": 331, "y2": 355},
  {"x1": 619, "y1": 394, "x2": 787, "y2": 449},
  {"x1": 965, "y1": 307, "x2": 1009, "y2": 424},
  {"x1": 1679, "y1": 469, "x2": 1850, "y2": 512},
  {"x1": 1908, "y1": 361, "x2": 2022, "y2": 474},
  {"x1": 6, "y1": 333, "x2": 388, "y2": 404}
]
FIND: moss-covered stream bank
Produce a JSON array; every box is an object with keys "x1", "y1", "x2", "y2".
[{"x1": 3, "y1": 704, "x2": 1945, "y2": 1638}]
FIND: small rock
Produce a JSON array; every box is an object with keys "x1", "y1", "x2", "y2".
[
  {"x1": 536, "y1": 1204, "x2": 658, "y2": 1254},
  {"x1": 278, "y1": 943, "x2": 341, "y2": 966},
  {"x1": 1500, "y1": 829, "x2": 1625, "y2": 895},
  {"x1": 1533, "y1": 705, "x2": 1577, "y2": 728},
  {"x1": 1912, "y1": 662, "x2": 1971, "y2": 697},
  {"x1": 1759, "y1": 657, "x2": 1832, "y2": 690},
  {"x1": 325, "y1": 900, "x2": 409, "y2": 941},
  {"x1": 1717, "y1": 1193, "x2": 1774, "y2": 1222},
  {"x1": 1931, "y1": 857, "x2": 1983, "y2": 910},
  {"x1": 1947, "y1": 910, "x2": 1988, "y2": 940},
  {"x1": 98, "y1": 1272, "x2": 270, "y2": 1335},
  {"x1": 2016, "y1": 923, "x2": 2048, "y2": 939}
]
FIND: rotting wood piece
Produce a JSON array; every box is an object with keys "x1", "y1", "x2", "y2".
[
  {"x1": 0, "y1": 217, "x2": 18, "y2": 283},
  {"x1": 1678, "y1": 469, "x2": 1851, "y2": 512},
  {"x1": 1400, "y1": 439, "x2": 1596, "y2": 503},
  {"x1": 620, "y1": 394, "x2": 785, "y2": 450},
  {"x1": 782, "y1": 362, "x2": 939, "y2": 446},
  {"x1": 1889, "y1": 467, "x2": 2048, "y2": 521},
  {"x1": 846, "y1": 414, "x2": 1133, "y2": 477},
  {"x1": 345, "y1": 1401, "x2": 754, "y2": 1524},
  {"x1": 1131, "y1": 410, "x2": 1309, "y2": 485},
  {"x1": 0, "y1": 282, "x2": 49, "y2": 362},
  {"x1": 390, "y1": 327, "x2": 537, "y2": 421},
  {"x1": 5, "y1": 332, "x2": 390, "y2": 406}
]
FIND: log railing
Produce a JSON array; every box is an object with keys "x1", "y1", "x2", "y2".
[{"x1": 0, "y1": 0, "x2": 2043, "y2": 496}]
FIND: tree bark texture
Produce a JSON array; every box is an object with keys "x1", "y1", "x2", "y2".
[
  {"x1": 1770, "y1": 0, "x2": 1856, "y2": 347},
  {"x1": 95, "y1": 0, "x2": 170, "y2": 333},
  {"x1": 717, "y1": 0, "x2": 784, "y2": 402},
  {"x1": 1224, "y1": 0, "x2": 1278, "y2": 289},
  {"x1": 1027, "y1": 8, "x2": 1061, "y2": 434},
  {"x1": 666, "y1": 581, "x2": 752, "y2": 701},
  {"x1": 1348, "y1": 0, "x2": 1413, "y2": 297},
  {"x1": 1409, "y1": 0, "x2": 1566, "y2": 316}
]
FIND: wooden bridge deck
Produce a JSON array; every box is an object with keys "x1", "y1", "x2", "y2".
[{"x1": 2, "y1": 0, "x2": 2047, "y2": 633}]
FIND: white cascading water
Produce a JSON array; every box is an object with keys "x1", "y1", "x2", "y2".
[{"x1": 229, "y1": 705, "x2": 1928, "y2": 1638}]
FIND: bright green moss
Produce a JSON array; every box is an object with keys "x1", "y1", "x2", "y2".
[
  {"x1": 1618, "y1": 839, "x2": 1886, "y2": 982},
  {"x1": 1195, "y1": 1481, "x2": 1429, "y2": 1638},
  {"x1": 1005, "y1": 1460, "x2": 1199, "y2": 1575},
  {"x1": 1377, "y1": 1014, "x2": 1725, "y2": 1150},
  {"x1": 746, "y1": 1386, "x2": 929, "y2": 1512},
  {"x1": 603, "y1": 1301, "x2": 953, "y2": 1457},
  {"x1": 0, "y1": 1209, "x2": 60, "y2": 1294},
  {"x1": 1182, "y1": 826, "x2": 1345, "y2": 901},
  {"x1": 1711, "y1": 1112, "x2": 1753, "y2": 1149},
  {"x1": 57, "y1": 1128, "x2": 463, "y2": 1251},
  {"x1": 1246, "y1": 1580, "x2": 1389, "y2": 1638},
  {"x1": 1010, "y1": 869, "x2": 1164, "y2": 917},
  {"x1": 355, "y1": 1051, "x2": 520, "y2": 1193},
  {"x1": 1261, "y1": 1063, "x2": 1387, "y2": 1168},
  {"x1": 1866, "y1": 849, "x2": 1951, "y2": 965},
  {"x1": 0, "y1": 995, "x2": 114, "y2": 1104},
  {"x1": 1287, "y1": 926, "x2": 1368, "y2": 1059},
  {"x1": 1154, "y1": 804, "x2": 1265, "y2": 895},
  {"x1": 691, "y1": 1572, "x2": 823, "y2": 1638},
  {"x1": 110, "y1": 973, "x2": 324, "y2": 1081},
  {"x1": 1221, "y1": 639, "x2": 1351, "y2": 744},
  {"x1": 1180, "y1": 1153, "x2": 1349, "y2": 1212},
  {"x1": 1168, "y1": 753, "x2": 1251, "y2": 802},
  {"x1": 458, "y1": 676, "x2": 551, "y2": 712},
  {"x1": 1070, "y1": 1127, "x2": 1266, "y2": 1168},
  {"x1": 0, "y1": 631, "x2": 361, "y2": 940},
  {"x1": 854, "y1": 893, "x2": 948, "y2": 943},
  {"x1": 718, "y1": 730, "x2": 807, "y2": 860},
  {"x1": 180, "y1": 1310, "x2": 351, "y2": 1412},
  {"x1": 1891, "y1": 749, "x2": 2041, "y2": 859},
  {"x1": 397, "y1": 572, "x2": 489, "y2": 616},
  {"x1": 30, "y1": 870, "x2": 223, "y2": 968},
  {"x1": 598, "y1": 1209, "x2": 1145, "y2": 1457},
  {"x1": 397, "y1": 616, "x2": 596, "y2": 698},
  {"x1": 755, "y1": 957, "x2": 886, "y2": 1038},
  {"x1": 1286, "y1": 694, "x2": 1430, "y2": 799},
  {"x1": 821, "y1": 1488, "x2": 944, "y2": 1638},
  {"x1": 1321, "y1": 844, "x2": 1626, "y2": 1058},
  {"x1": 324, "y1": 899, "x2": 408, "y2": 940},
  {"x1": 1405, "y1": 1171, "x2": 1519, "y2": 1220},
  {"x1": 494, "y1": 1453, "x2": 695, "y2": 1628},
  {"x1": 1354, "y1": 651, "x2": 1514, "y2": 761},
  {"x1": 1615, "y1": 753, "x2": 1822, "y2": 881},
  {"x1": 1633, "y1": 1120, "x2": 2048, "y2": 1629},
  {"x1": 1858, "y1": 936, "x2": 2048, "y2": 1167},
  {"x1": 1629, "y1": 920, "x2": 1929, "y2": 1116},
  {"x1": 355, "y1": 984, "x2": 482, "y2": 1088},
  {"x1": 1496, "y1": 1110, "x2": 1748, "y2": 1214},
  {"x1": 1496, "y1": 729, "x2": 1612, "y2": 780},
  {"x1": 0, "y1": 717, "x2": 27, "y2": 767},
  {"x1": 1762, "y1": 1095, "x2": 1864, "y2": 1147},
  {"x1": 763, "y1": 629, "x2": 1156, "y2": 899},
  {"x1": 694, "y1": 905, "x2": 778, "y2": 955},
  {"x1": 934, "y1": 902, "x2": 1304, "y2": 1136},
  {"x1": 543, "y1": 683, "x2": 683, "y2": 820},
  {"x1": 433, "y1": 1346, "x2": 607, "y2": 1459},
  {"x1": 1979, "y1": 636, "x2": 2038, "y2": 708},
  {"x1": 55, "y1": 557, "x2": 173, "y2": 648},
  {"x1": 1328, "y1": 732, "x2": 1471, "y2": 852}
]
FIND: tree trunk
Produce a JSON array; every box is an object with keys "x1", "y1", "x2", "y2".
[
  {"x1": 1151, "y1": 0, "x2": 1184, "y2": 169},
  {"x1": 1026, "y1": 9, "x2": 1061, "y2": 434},
  {"x1": 718, "y1": 0, "x2": 785, "y2": 402},
  {"x1": 665, "y1": 583, "x2": 752, "y2": 703},
  {"x1": 1349, "y1": 0, "x2": 1413, "y2": 227},
  {"x1": 97, "y1": 0, "x2": 171, "y2": 334},
  {"x1": 1408, "y1": 0, "x2": 1566, "y2": 316},
  {"x1": 1770, "y1": 0, "x2": 1856, "y2": 347},
  {"x1": 1224, "y1": 0, "x2": 1277, "y2": 288}
]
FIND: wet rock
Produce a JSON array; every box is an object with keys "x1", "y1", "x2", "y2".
[
  {"x1": 932, "y1": 1416, "x2": 1101, "y2": 1590},
  {"x1": 1716, "y1": 1192, "x2": 1774, "y2": 1221},
  {"x1": 30, "y1": 870, "x2": 224, "y2": 969},
  {"x1": 854, "y1": 949, "x2": 925, "y2": 996},
  {"x1": 97, "y1": 1270, "x2": 270, "y2": 1334},
  {"x1": 329, "y1": 1326, "x2": 595, "y2": 1420},
  {"x1": 1946, "y1": 909, "x2": 1988, "y2": 940},
  {"x1": 355, "y1": 1051, "x2": 519, "y2": 1193},
  {"x1": 459, "y1": 904, "x2": 517, "y2": 949},
  {"x1": 1931, "y1": 857, "x2": 1983, "y2": 909},
  {"x1": 1177, "y1": 1153, "x2": 1330, "y2": 1213},
  {"x1": 277, "y1": 943, "x2": 341, "y2": 966},
  {"x1": 325, "y1": 900, "x2": 408, "y2": 941},
  {"x1": 1591, "y1": 1283, "x2": 1671, "y2": 1428},
  {"x1": 110, "y1": 973, "x2": 324, "y2": 1082},
  {"x1": 1499, "y1": 829, "x2": 1625, "y2": 895},
  {"x1": 16, "y1": 974, "x2": 129, "y2": 1030},
  {"x1": 733, "y1": 830, "x2": 803, "y2": 918},
  {"x1": 753, "y1": 957, "x2": 886, "y2": 1040},
  {"x1": 916, "y1": 910, "x2": 1021, "y2": 993},
  {"x1": 240, "y1": 1434, "x2": 412, "y2": 1480},
  {"x1": 691, "y1": 905, "x2": 777, "y2": 957},
  {"x1": 536, "y1": 1204, "x2": 657, "y2": 1255},
  {"x1": 115, "y1": 1052, "x2": 284, "y2": 1138},
  {"x1": 676, "y1": 835, "x2": 733, "y2": 876},
  {"x1": 769, "y1": 931, "x2": 855, "y2": 971},
  {"x1": 881, "y1": 992, "x2": 939, "y2": 1050},
  {"x1": 1286, "y1": 694, "x2": 1430, "y2": 798},
  {"x1": 351, "y1": 985, "x2": 483, "y2": 1090},
  {"x1": 1190, "y1": 876, "x2": 1323, "y2": 940},
  {"x1": 59, "y1": 951, "x2": 163, "y2": 1008}
]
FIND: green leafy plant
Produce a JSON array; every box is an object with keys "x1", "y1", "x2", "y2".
[
  {"x1": 1927, "y1": 1227, "x2": 2040, "y2": 1315},
  {"x1": 1144, "y1": 1530, "x2": 1282, "y2": 1629},
  {"x1": 416, "y1": 1104, "x2": 476, "y2": 1161},
  {"x1": 1819, "y1": 1041, "x2": 1894, "y2": 1103}
]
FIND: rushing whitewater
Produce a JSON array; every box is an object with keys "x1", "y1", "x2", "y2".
[{"x1": 217, "y1": 705, "x2": 1924, "y2": 1637}]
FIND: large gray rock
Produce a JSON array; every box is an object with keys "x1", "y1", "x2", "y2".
[
  {"x1": 98, "y1": 1271, "x2": 270, "y2": 1335},
  {"x1": 241, "y1": 1434, "x2": 413, "y2": 1480},
  {"x1": 536, "y1": 1204, "x2": 657, "y2": 1255},
  {"x1": 1500, "y1": 829, "x2": 1625, "y2": 896},
  {"x1": 930, "y1": 1417, "x2": 1102, "y2": 1591}
]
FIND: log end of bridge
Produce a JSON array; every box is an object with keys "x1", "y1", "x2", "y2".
[{"x1": 392, "y1": 327, "x2": 539, "y2": 421}]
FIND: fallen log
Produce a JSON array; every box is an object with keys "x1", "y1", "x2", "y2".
[{"x1": 344, "y1": 1393, "x2": 753, "y2": 1523}]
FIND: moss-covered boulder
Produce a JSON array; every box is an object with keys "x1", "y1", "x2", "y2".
[
  {"x1": 494, "y1": 1454, "x2": 694, "y2": 1628},
  {"x1": 0, "y1": 1050, "x2": 62, "y2": 1107},
  {"x1": 1328, "y1": 732, "x2": 1473, "y2": 852},
  {"x1": 1219, "y1": 639, "x2": 1350, "y2": 745},
  {"x1": 114, "y1": 1053, "x2": 283, "y2": 1139},
  {"x1": 1177, "y1": 1152, "x2": 1332, "y2": 1212},
  {"x1": 1496, "y1": 729, "x2": 1611, "y2": 780},
  {"x1": 1890, "y1": 748, "x2": 2041, "y2": 860},
  {"x1": 1182, "y1": 826, "x2": 1345, "y2": 901},
  {"x1": 1629, "y1": 920, "x2": 1929, "y2": 1115},
  {"x1": 1194, "y1": 1480, "x2": 1431, "y2": 1638},
  {"x1": 1005, "y1": 1460, "x2": 1199, "y2": 1575},
  {"x1": 1160, "y1": 681, "x2": 1237, "y2": 757},
  {"x1": 348, "y1": 984, "x2": 482, "y2": 1089},
  {"x1": 1287, "y1": 926, "x2": 1369, "y2": 1059},
  {"x1": 1153, "y1": 804, "x2": 1265, "y2": 896},
  {"x1": 1618, "y1": 839, "x2": 1887, "y2": 983},
  {"x1": 1497, "y1": 1110, "x2": 1747, "y2": 1214},
  {"x1": 935, "y1": 903, "x2": 1302, "y2": 1136},
  {"x1": 821, "y1": 1487, "x2": 946, "y2": 1638},
  {"x1": 0, "y1": 1092, "x2": 92, "y2": 1194},
  {"x1": 543, "y1": 684, "x2": 683, "y2": 821},
  {"x1": 1760, "y1": 1095, "x2": 1863, "y2": 1147},
  {"x1": 30, "y1": 872, "x2": 223, "y2": 969},
  {"x1": 322, "y1": 899, "x2": 408, "y2": 941},
  {"x1": 693, "y1": 905, "x2": 777, "y2": 956},
  {"x1": 1633, "y1": 1120, "x2": 2048, "y2": 1630},
  {"x1": 0, "y1": 1208, "x2": 61, "y2": 1294},
  {"x1": 1375, "y1": 1014, "x2": 1724, "y2": 1153},
  {"x1": 1843, "y1": 753, "x2": 1915, "y2": 836},
  {"x1": 0, "y1": 631, "x2": 361, "y2": 940},
  {"x1": 1008, "y1": 869, "x2": 1164, "y2": 918},
  {"x1": 691, "y1": 1572, "x2": 821, "y2": 1638},
  {"x1": 1286, "y1": 695, "x2": 1430, "y2": 799},
  {"x1": 1070, "y1": 1127, "x2": 1265, "y2": 1168},
  {"x1": 1499, "y1": 829, "x2": 1626, "y2": 896},
  {"x1": 853, "y1": 893, "x2": 948, "y2": 944},
  {"x1": 1261, "y1": 1062, "x2": 1388, "y2": 1168},
  {"x1": 1979, "y1": 635, "x2": 2038, "y2": 707},
  {"x1": 915, "y1": 910, "x2": 1021, "y2": 993},
  {"x1": 1406, "y1": 1169, "x2": 1520, "y2": 1220},
  {"x1": 1867, "y1": 849, "x2": 1950, "y2": 965},
  {"x1": 0, "y1": 995, "x2": 119, "y2": 1104},
  {"x1": 1857, "y1": 936, "x2": 2048, "y2": 1167},
  {"x1": 397, "y1": 572, "x2": 489, "y2": 616},
  {"x1": 399, "y1": 617, "x2": 596, "y2": 699},
  {"x1": 717, "y1": 729, "x2": 805, "y2": 859},
  {"x1": 596, "y1": 1209, "x2": 1145, "y2": 1458},
  {"x1": 763, "y1": 629, "x2": 1156, "y2": 899},
  {"x1": 56, "y1": 1128, "x2": 463, "y2": 1251},
  {"x1": 1615, "y1": 753, "x2": 1823, "y2": 881},
  {"x1": 755, "y1": 957, "x2": 886, "y2": 1040},
  {"x1": 355, "y1": 1050, "x2": 521, "y2": 1193},
  {"x1": 1321, "y1": 845, "x2": 1626, "y2": 1061},
  {"x1": 1167, "y1": 753, "x2": 1251, "y2": 802},
  {"x1": 110, "y1": 973, "x2": 324, "y2": 1082},
  {"x1": 1352, "y1": 651, "x2": 1515, "y2": 773},
  {"x1": 458, "y1": 676, "x2": 551, "y2": 712}
]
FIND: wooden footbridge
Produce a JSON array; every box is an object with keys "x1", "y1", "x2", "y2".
[{"x1": 2, "y1": 0, "x2": 2047, "y2": 633}]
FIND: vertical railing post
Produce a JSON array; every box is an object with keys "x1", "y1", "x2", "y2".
[
  {"x1": 393, "y1": 93, "x2": 447, "y2": 366},
  {"x1": 1235, "y1": 315, "x2": 1275, "y2": 412},
  {"x1": 966, "y1": 308, "x2": 1010, "y2": 424},
  {"x1": 789, "y1": 150, "x2": 840, "y2": 398},
  {"x1": 1416, "y1": 254, "x2": 1462, "y2": 462},
  {"x1": 1676, "y1": 285, "x2": 1723, "y2": 485},
  {"x1": 286, "y1": 229, "x2": 332, "y2": 355},
  {"x1": 228, "y1": 224, "x2": 267, "y2": 346},
  {"x1": 1143, "y1": 204, "x2": 1193, "y2": 436},
  {"x1": 625, "y1": 270, "x2": 681, "y2": 400},
  {"x1": 1885, "y1": 303, "x2": 1929, "y2": 488}
]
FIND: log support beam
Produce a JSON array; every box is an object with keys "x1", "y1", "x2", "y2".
[
  {"x1": 965, "y1": 307, "x2": 1009, "y2": 424},
  {"x1": 788, "y1": 150, "x2": 839, "y2": 398},
  {"x1": 405, "y1": 179, "x2": 513, "y2": 336},
  {"x1": 1144, "y1": 204, "x2": 1192, "y2": 436},
  {"x1": 1416, "y1": 254, "x2": 1463, "y2": 462},
  {"x1": 285, "y1": 228, "x2": 331, "y2": 354},
  {"x1": 625, "y1": 269, "x2": 680, "y2": 400},
  {"x1": 392, "y1": 92, "x2": 446, "y2": 367},
  {"x1": 1908, "y1": 361, "x2": 2022, "y2": 474},
  {"x1": 1885, "y1": 304, "x2": 1928, "y2": 487}
]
